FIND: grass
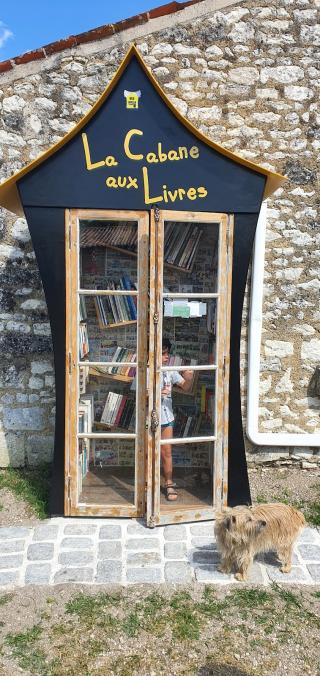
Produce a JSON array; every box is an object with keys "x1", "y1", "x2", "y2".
[
  {"x1": 0, "y1": 464, "x2": 52, "y2": 519},
  {"x1": 0, "y1": 593, "x2": 13, "y2": 607},
  {"x1": 4, "y1": 625, "x2": 50, "y2": 673}
]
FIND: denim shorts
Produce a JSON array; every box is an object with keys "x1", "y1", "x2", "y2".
[{"x1": 161, "y1": 421, "x2": 174, "y2": 429}]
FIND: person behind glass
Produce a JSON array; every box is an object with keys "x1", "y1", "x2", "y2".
[{"x1": 161, "y1": 338, "x2": 193, "y2": 501}]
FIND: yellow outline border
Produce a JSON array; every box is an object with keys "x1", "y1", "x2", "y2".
[{"x1": 0, "y1": 45, "x2": 286, "y2": 216}]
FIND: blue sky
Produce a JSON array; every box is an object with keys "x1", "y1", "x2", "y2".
[{"x1": 0, "y1": 1, "x2": 167, "y2": 61}]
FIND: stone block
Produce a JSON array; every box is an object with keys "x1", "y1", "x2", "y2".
[
  {"x1": 33, "y1": 525, "x2": 59, "y2": 541},
  {"x1": 126, "y1": 538, "x2": 159, "y2": 550},
  {"x1": 27, "y1": 543, "x2": 54, "y2": 561},
  {"x1": 95, "y1": 561, "x2": 122, "y2": 583},
  {"x1": 298, "y1": 544, "x2": 320, "y2": 562},
  {"x1": 1, "y1": 540, "x2": 25, "y2": 553},
  {"x1": 0, "y1": 527, "x2": 30, "y2": 539},
  {"x1": 26, "y1": 435, "x2": 54, "y2": 465},
  {"x1": 298, "y1": 528, "x2": 320, "y2": 544},
  {"x1": 0, "y1": 554, "x2": 23, "y2": 569},
  {"x1": 0, "y1": 430, "x2": 25, "y2": 467},
  {"x1": 127, "y1": 521, "x2": 154, "y2": 536},
  {"x1": 3, "y1": 407, "x2": 46, "y2": 431},
  {"x1": 191, "y1": 537, "x2": 216, "y2": 549},
  {"x1": 98, "y1": 541, "x2": 122, "y2": 560},
  {"x1": 99, "y1": 525, "x2": 122, "y2": 539},
  {"x1": 61, "y1": 537, "x2": 93, "y2": 549},
  {"x1": 64, "y1": 524, "x2": 97, "y2": 536},
  {"x1": 0, "y1": 571, "x2": 19, "y2": 586},
  {"x1": 195, "y1": 566, "x2": 233, "y2": 583},
  {"x1": 307, "y1": 565, "x2": 320, "y2": 582},
  {"x1": 58, "y1": 551, "x2": 94, "y2": 566},
  {"x1": 164, "y1": 562, "x2": 193, "y2": 583},
  {"x1": 127, "y1": 567, "x2": 162, "y2": 584},
  {"x1": 25, "y1": 564, "x2": 51, "y2": 584},
  {"x1": 164, "y1": 542, "x2": 187, "y2": 560},
  {"x1": 126, "y1": 552, "x2": 161, "y2": 566},
  {"x1": 191, "y1": 549, "x2": 219, "y2": 565},
  {"x1": 54, "y1": 568, "x2": 94, "y2": 583},
  {"x1": 265, "y1": 565, "x2": 311, "y2": 583},
  {"x1": 163, "y1": 525, "x2": 187, "y2": 541},
  {"x1": 190, "y1": 523, "x2": 214, "y2": 536}
]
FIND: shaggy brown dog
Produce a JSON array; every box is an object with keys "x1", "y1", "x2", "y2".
[{"x1": 214, "y1": 503, "x2": 305, "y2": 581}]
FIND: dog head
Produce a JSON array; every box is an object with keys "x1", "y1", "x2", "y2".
[{"x1": 215, "y1": 506, "x2": 267, "y2": 544}]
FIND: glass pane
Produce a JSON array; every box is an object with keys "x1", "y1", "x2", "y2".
[
  {"x1": 162, "y1": 298, "x2": 217, "y2": 366},
  {"x1": 80, "y1": 219, "x2": 138, "y2": 290},
  {"x1": 77, "y1": 437, "x2": 135, "y2": 506},
  {"x1": 158, "y1": 368, "x2": 216, "y2": 439},
  {"x1": 163, "y1": 220, "x2": 219, "y2": 294},
  {"x1": 79, "y1": 295, "x2": 137, "y2": 363},
  {"x1": 160, "y1": 441, "x2": 214, "y2": 510},
  {"x1": 79, "y1": 373, "x2": 136, "y2": 433}
]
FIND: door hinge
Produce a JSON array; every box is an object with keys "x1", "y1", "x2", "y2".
[
  {"x1": 153, "y1": 312, "x2": 159, "y2": 324},
  {"x1": 68, "y1": 352, "x2": 72, "y2": 374},
  {"x1": 150, "y1": 409, "x2": 159, "y2": 434},
  {"x1": 154, "y1": 207, "x2": 160, "y2": 223}
]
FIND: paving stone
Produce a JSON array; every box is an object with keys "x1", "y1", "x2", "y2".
[
  {"x1": 95, "y1": 561, "x2": 122, "y2": 583},
  {"x1": 191, "y1": 549, "x2": 219, "y2": 565},
  {"x1": 126, "y1": 552, "x2": 161, "y2": 566},
  {"x1": 27, "y1": 543, "x2": 54, "y2": 561},
  {"x1": 58, "y1": 551, "x2": 94, "y2": 566},
  {"x1": 0, "y1": 570, "x2": 19, "y2": 585},
  {"x1": 297, "y1": 544, "x2": 320, "y2": 561},
  {"x1": 164, "y1": 542, "x2": 187, "y2": 560},
  {"x1": 64, "y1": 524, "x2": 97, "y2": 536},
  {"x1": 0, "y1": 527, "x2": 30, "y2": 540},
  {"x1": 0, "y1": 540, "x2": 25, "y2": 553},
  {"x1": 163, "y1": 525, "x2": 187, "y2": 541},
  {"x1": 307, "y1": 564, "x2": 320, "y2": 582},
  {"x1": 265, "y1": 565, "x2": 311, "y2": 583},
  {"x1": 98, "y1": 541, "x2": 122, "y2": 560},
  {"x1": 0, "y1": 554, "x2": 23, "y2": 569},
  {"x1": 54, "y1": 568, "x2": 94, "y2": 583},
  {"x1": 195, "y1": 565, "x2": 233, "y2": 583},
  {"x1": 99, "y1": 525, "x2": 122, "y2": 539},
  {"x1": 298, "y1": 527, "x2": 320, "y2": 544},
  {"x1": 127, "y1": 522, "x2": 155, "y2": 536},
  {"x1": 33, "y1": 525, "x2": 59, "y2": 541},
  {"x1": 246, "y1": 563, "x2": 265, "y2": 584},
  {"x1": 165, "y1": 561, "x2": 193, "y2": 583},
  {"x1": 25, "y1": 564, "x2": 51, "y2": 584},
  {"x1": 191, "y1": 537, "x2": 216, "y2": 549},
  {"x1": 126, "y1": 538, "x2": 159, "y2": 550},
  {"x1": 127, "y1": 567, "x2": 162, "y2": 584},
  {"x1": 190, "y1": 523, "x2": 214, "y2": 536},
  {"x1": 61, "y1": 537, "x2": 93, "y2": 549},
  {"x1": 257, "y1": 550, "x2": 299, "y2": 566}
]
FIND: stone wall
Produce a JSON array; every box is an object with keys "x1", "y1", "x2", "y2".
[{"x1": 0, "y1": 0, "x2": 319, "y2": 466}]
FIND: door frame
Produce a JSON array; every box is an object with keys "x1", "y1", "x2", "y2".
[
  {"x1": 65, "y1": 208, "x2": 148, "y2": 517},
  {"x1": 147, "y1": 209, "x2": 234, "y2": 526}
]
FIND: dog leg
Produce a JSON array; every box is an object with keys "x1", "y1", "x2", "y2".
[
  {"x1": 278, "y1": 545, "x2": 293, "y2": 573},
  {"x1": 234, "y1": 554, "x2": 252, "y2": 581},
  {"x1": 218, "y1": 555, "x2": 233, "y2": 574}
]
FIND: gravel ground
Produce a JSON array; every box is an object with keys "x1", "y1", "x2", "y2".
[{"x1": 0, "y1": 488, "x2": 39, "y2": 528}]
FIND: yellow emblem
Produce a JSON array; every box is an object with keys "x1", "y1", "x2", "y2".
[{"x1": 124, "y1": 89, "x2": 141, "y2": 109}]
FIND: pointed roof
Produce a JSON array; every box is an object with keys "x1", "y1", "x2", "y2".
[{"x1": 0, "y1": 45, "x2": 286, "y2": 217}]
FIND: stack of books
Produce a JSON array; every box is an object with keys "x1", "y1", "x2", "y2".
[
  {"x1": 100, "y1": 392, "x2": 135, "y2": 430},
  {"x1": 80, "y1": 223, "x2": 138, "y2": 252},
  {"x1": 164, "y1": 223, "x2": 202, "y2": 270},
  {"x1": 107, "y1": 346, "x2": 137, "y2": 377},
  {"x1": 200, "y1": 385, "x2": 215, "y2": 424},
  {"x1": 94, "y1": 277, "x2": 137, "y2": 326},
  {"x1": 174, "y1": 408, "x2": 203, "y2": 438},
  {"x1": 79, "y1": 323, "x2": 89, "y2": 358}
]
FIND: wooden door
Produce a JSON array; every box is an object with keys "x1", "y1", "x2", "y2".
[
  {"x1": 65, "y1": 209, "x2": 148, "y2": 517},
  {"x1": 147, "y1": 209, "x2": 233, "y2": 526}
]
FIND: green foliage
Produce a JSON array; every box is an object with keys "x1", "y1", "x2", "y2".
[
  {"x1": 0, "y1": 593, "x2": 13, "y2": 607},
  {"x1": 65, "y1": 591, "x2": 120, "y2": 624},
  {"x1": 229, "y1": 588, "x2": 273, "y2": 608},
  {"x1": 0, "y1": 464, "x2": 52, "y2": 519}
]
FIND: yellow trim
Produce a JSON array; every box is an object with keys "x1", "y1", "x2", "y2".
[{"x1": 0, "y1": 45, "x2": 286, "y2": 216}]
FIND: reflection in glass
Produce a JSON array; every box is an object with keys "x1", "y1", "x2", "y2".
[
  {"x1": 79, "y1": 220, "x2": 138, "y2": 290},
  {"x1": 163, "y1": 220, "x2": 219, "y2": 294},
  {"x1": 77, "y1": 437, "x2": 135, "y2": 506},
  {"x1": 160, "y1": 441, "x2": 214, "y2": 509}
]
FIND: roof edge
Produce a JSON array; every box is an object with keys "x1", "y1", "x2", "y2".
[{"x1": 0, "y1": 44, "x2": 286, "y2": 216}]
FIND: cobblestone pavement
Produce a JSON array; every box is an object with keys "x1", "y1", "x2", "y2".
[{"x1": 0, "y1": 519, "x2": 319, "y2": 588}]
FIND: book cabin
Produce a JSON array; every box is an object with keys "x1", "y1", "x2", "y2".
[{"x1": 0, "y1": 47, "x2": 285, "y2": 527}]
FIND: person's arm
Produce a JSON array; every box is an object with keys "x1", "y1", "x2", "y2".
[{"x1": 177, "y1": 369, "x2": 194, "y2": 392}]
